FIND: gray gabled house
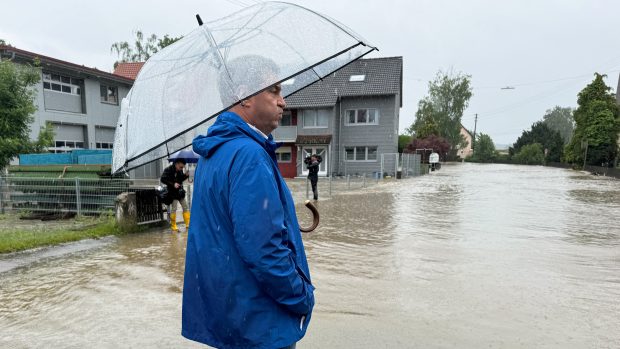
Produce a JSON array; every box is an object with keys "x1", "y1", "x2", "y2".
[
  {"x1": 0, "y1": 45, "x2": 132, "y2": 156},
  {"x1": 273, "y1": 56, "x2": 403, "y2": 178}
]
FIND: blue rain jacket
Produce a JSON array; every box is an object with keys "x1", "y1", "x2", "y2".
[{"x1": 182, "y1": 111, "x2": 315, "y2": 349}]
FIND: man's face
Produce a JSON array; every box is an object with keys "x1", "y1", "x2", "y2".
[
  {"x1": 175, "y1": 162, "x2": 185, "y2": 171},
  {"x1": 246, "y1": 84, "x2": 286, "y2": 135}
]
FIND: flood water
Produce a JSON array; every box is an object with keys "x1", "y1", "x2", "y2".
[{"x1": 1, "y1": 163, "x2": 619, "y2": 348}]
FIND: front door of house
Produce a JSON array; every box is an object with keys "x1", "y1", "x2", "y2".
[{"x1": 301, "y1": 146, "x2": 328, "y2": 176}]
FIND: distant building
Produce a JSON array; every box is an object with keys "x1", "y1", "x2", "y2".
[
  {"x1": 0, "y1": 45, "x2": 132, "y2": 155},
  {"x1": 457, "y1": 125, "x2": 474, "y2": 159},
  {"x1": 274, "y1": 56, "x2": 403, "y2": 177}
]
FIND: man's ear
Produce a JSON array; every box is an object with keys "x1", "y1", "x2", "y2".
[{"x1": 234, "y1": 85, "x2": 248, "y2": 103}]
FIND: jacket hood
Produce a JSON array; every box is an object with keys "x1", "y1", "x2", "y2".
[{"x1": 192, "y1": 111, "x2": 277, "y2": 159}]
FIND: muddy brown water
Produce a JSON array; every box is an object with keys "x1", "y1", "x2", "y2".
[{"x1": 1, "y1": 163, "x2": 619, "y2": 348}]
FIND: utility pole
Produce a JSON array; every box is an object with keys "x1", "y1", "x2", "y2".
[{"x1": 472, "y1": 113, "x2": 478, "y2": 155}]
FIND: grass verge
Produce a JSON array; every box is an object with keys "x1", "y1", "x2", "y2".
[{"x1": 0, "y1": 216, "x2": 144, "y2": 254}]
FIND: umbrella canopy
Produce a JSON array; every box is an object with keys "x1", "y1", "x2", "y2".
[
  {"x1": 112, "y1": 1, "x2": 377, "y2": 173},
  {"x1": 168, "y1": 149, "x2": 200, "y2": 163}
]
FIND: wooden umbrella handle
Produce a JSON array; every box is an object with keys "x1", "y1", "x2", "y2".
[{"x1": 299, "y1": 200, "x2": 319, "y2": 233}]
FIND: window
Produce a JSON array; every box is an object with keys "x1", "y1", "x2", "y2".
[
  {"x1": 100, "y1": 85, "x2": 118, "y2": 104},
  {"x1": 275, "y1": 146, "x2": 292, "y2": 163},
  {"x1": 96, "y1": 142, "x2": 114, "y2": 149},
  {"x1": 52, "y1": 140, "x2": 84, "y2": 151},
  {"x1": 344, "y1": 146, "x2": 378, "y2": 161},
  {"x1": 349, "y1": 74, "x2": 365, "y2": 82},
  {"x1": 279, "y1": 111, "x2": 292, "y2": 126},
  {"x1": 344, "y1": 109, "x2": 379, "y2": 125},
  {"x1": 302, "y1": 109, "x2": 329, "y2": 128},
  {"x1": 42, "y1": 71, "x2": 81, "y2": 95}
]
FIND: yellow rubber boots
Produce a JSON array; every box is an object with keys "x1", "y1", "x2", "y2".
[
  {"x1": 170, "y1": 213, "x2": 179, "y2": 232},
  {"x1": 183, "y1": 211, "x2": 190, "y2": 232}
]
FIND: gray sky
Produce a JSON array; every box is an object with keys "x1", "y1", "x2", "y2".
[{"x1": 2, "y1": 0, "x2": 620, "y2": 145}]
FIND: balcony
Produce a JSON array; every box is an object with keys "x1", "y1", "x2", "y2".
[{"x1": 272, "y1": 126, "x2": 297, "y2": 142}]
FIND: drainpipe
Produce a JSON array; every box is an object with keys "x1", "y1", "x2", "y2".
[{"x1": 337, "y1": 91, "x2": 342, "y2": 176}]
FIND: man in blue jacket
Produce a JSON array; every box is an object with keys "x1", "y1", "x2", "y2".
[{"x1": 182, "y1": 56, "x2": 315, "y2": 349}]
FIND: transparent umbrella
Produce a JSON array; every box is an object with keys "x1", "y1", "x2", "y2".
[{"x1": 112, "y1": 1, "x2": 377, "y2": 173}]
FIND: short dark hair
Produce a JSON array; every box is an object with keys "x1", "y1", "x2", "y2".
[
  {"x1": 218, "y1": 55, "x2": 280, "y2": 107},
  {"x1": 174, "y1": 159, "x2": 186, "y2": 165}
]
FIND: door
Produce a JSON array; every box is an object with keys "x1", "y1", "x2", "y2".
[{"x1": 301, "y1": 146, "x2": 328, "y2": 176}]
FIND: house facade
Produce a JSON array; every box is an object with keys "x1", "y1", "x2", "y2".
[
  {"x1": 274, "y1": 56, "x2": 403, "y2": 177},
  {"x1": 457, "y1": 125, "x2": 474, "y2": 159},
  {"x1": 0, "y1": 45, "x2": 133, "y2": 157}
]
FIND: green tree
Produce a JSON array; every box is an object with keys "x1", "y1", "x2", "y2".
[
  {"x1": 29, "y1": 121, "x2": 55, "y2": 153},
  {"x1": 514, "y1": 143, "x2": 545, "y2": 165},
  {"x1": 408, "y1": 99, "x2": 439, "y2": 138},
  {"x1": 542, "y1": 106, "x2": 574, "y2": 144},
  {"x1": 409, "y1": 70, "x2": 473, "y2": 156},
  {"x1": 398, "y1": 134, "x2": 412, "y2": 153},
  {"x1": 0, "y1": 39, "x2": 7, "y2": 46},
  {"x1": 111, "y1": 31, "x2": 182, "y2": 66},
  {"x1": 470, "y1": 133, "x2": 496, "y2": 162},
  {"x1": 0, "y1": 59, "x2": 41, "y2": 168},
  {"x1": 565, "y1": 73, "x2": 620, "y2": 166},
  {"x1": 510, "y1": 121, "x2": 564, "y2": 162}
]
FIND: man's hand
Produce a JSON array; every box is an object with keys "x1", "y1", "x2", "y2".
[{"x1": 174, "y1": 183, "x2": 181, "y2": 189}]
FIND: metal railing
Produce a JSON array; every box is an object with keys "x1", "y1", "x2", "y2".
[
  {"x1": 272, "y1": 126, "x2": 298, "y2": 142},
  {"x1": 0, "y1": 176, "x2": 164, "y2": 216}
]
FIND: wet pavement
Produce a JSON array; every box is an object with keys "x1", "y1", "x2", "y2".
[{"x1": 1, "y1": 163, "x2": 619, "y2": 348}]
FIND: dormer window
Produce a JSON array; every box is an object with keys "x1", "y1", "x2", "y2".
[{"x1": 349, "y1": 74, "x2": 365, "y2": 82}]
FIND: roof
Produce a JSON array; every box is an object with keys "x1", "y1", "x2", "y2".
[
  {"x1": 285, "y1": 56, "x2": 403, "y2": 109},
  {"x1": 460, "y1": 124, "x2": 474, "y2": 138},
  {"x1": 0, "y1": 45, "x2": 134, "y2": 85},
  {"x1": 113, "y1": 62, "x2": 145, "y2": 80}
]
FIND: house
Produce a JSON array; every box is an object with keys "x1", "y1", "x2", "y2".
[
  {"x1": 457, "y1": 125, "x2": 474, "y2": 159},
  {"x1": 0, "y1": 45, "x2": 133, "y2": 155},
  {"x1": 274, "y1": 56, "x2": 403, "y2": 177}
]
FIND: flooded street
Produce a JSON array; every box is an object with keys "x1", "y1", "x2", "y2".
[{"x1": 1, "y1": 163, "x2": 619, "y2": 348}]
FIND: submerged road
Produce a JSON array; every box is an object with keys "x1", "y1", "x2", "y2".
[{"x1": 1, "y1": 163, "x2": 619, "y2": 348}]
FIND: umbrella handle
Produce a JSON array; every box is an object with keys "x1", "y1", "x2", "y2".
[{"x1": 300, "y1": 200, "x2": 319, "y2": 233}]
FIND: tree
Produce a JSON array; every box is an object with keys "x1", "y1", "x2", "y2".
[
  {"x1": 0, "y1": 39, "x2": 7, "y2": 46},
  {"x1": 408, "y1": 70, "x2": 473, "y2": 157},
  {"x1": 29, "y1": 121, "x2": 55, "y2": 153},
  {"x1": 408, "y1": 99, "x2": 439, "y2": 138},
  {"x1": 470, "y1": 133, "x2": 496, "y2": 163},
  {"x1": 514, "y1": 143, "x2": 545, "y2": 165},
  {"x1": 111, "y1": 31, "x2": 182, "y2": 66},
  {"x1": 543, "y1": 106, "x2": 574, "y2": 144},
  {"x1": 565, "y1": 73, "x2": 620, "y2": 166},
  {"x1": 510, "y1": 121, "x2": 564, "y2": 162},
  {"x1": 398, "y1": 134, "x2": 412, "y2": 153},
  {"x1": 0, "y1": 59, "x2": 41, "y2": 168},
  {"x1": 404, "y1": 135, "x2": 451, "y2": 161}
]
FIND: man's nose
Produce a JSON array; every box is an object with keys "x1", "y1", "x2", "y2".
[{"x1": 277, "y1": 95, "x2": 286, "y2": 108}]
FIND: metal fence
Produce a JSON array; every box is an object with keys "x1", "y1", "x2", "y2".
[
  {"x1": 0, "y1": 177, "x2": 162, "y2": 216},
  {"x1": 0, "y1": 153, "x2": 426, "y2": 217},
  {"x1": 380, "y1": 153, "x2": 423, "y2": 178}
]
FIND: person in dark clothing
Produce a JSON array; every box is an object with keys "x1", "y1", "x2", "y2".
[
  {"x1": 307, "y1": 155, "x2": 319, "y2": 200},
  {"x1": 160, "y1": 159, "x2": 190, "y2": 232}
]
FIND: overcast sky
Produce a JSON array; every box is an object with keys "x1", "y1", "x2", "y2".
[{"x1": 2, "y1": 0, "x2": 620, "y2": 145}]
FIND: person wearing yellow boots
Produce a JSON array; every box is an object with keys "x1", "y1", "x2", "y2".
[{"x1": 160, "y1": 159, "x2": 190, "y2": 232}]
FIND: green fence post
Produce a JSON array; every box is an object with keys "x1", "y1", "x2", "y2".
[{"x1": 75, "y1": 177, "x2": 81, "y2": 216}]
